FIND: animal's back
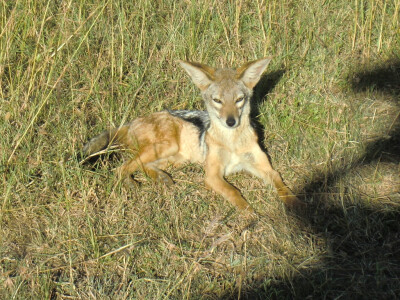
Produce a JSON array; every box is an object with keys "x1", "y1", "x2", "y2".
[{"x1": 83, "y1": 110, "x2": 209, "y2": 165}]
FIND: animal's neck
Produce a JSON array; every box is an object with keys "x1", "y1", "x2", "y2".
[{"x1": 207, "y1": 114, "x2": 251, "y2": 143}]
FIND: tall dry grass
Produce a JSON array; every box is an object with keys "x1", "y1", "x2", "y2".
[{"x1": 1, "y1": 0, "x2": 399, "y2": 298}]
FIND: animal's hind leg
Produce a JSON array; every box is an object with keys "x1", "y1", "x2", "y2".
[
  {"x1": 143, "y1": 161, "x2": 174, "y2": 185},
  {"x1": 117, "y1": 143, "x2": 179, "y2": 185}
]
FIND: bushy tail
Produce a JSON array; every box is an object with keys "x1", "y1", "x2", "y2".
[{"x1": 83, "y1": 126, "x2": 128, "y2": 157}]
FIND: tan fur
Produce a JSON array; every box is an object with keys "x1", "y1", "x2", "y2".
[{"x1": 83, "y1": 58, "x2": 304, "y2": 213}]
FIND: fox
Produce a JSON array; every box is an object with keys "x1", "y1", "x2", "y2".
[{"x1": 83, "y1": 58, "x2": 303, "y2": 213}]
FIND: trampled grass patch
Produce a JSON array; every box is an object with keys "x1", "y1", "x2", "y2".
[{"x1": 1, "y1": 0, "x2": 399, "y2": 298}]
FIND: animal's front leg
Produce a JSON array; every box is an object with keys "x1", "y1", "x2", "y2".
[
  {"x1": 204, "y1": 153, "x2": 254, "y2": 213},
  {"x1": 246, "y1": 146, "x2": 304, "y2": 209}
]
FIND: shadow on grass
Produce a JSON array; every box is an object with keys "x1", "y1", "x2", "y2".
[
  {"x1": 350, "y1": 59, "x2": 400, "y2": 95},
  {"x1": 223, "y1": 59, "x2": 400, "y2": 299},
  {"x1": 251, "y1": 69, "x2": 286, "y2": 153}
]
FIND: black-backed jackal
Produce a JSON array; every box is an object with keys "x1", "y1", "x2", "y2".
[{"x1": 83, "y1": 58, "x2": 303, "y2": 213}]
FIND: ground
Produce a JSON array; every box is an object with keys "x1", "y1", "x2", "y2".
[{"x1": 1, "y1": 0, "x2": 400, "y2": 298}]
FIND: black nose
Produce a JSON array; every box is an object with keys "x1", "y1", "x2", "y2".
[{"x1": 226, "y1": 117, "x2": 236, "y2": 127}]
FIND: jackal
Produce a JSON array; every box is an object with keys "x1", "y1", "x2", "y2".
[{"x1": 83, "y1": 58, "x2": 302, "y2": 213}]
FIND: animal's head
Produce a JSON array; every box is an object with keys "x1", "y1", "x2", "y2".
[{"x1": 179, "y1": 58, "x2": 271, "y2": 128}]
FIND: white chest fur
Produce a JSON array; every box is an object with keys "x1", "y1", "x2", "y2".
[
  {"x1": 206, "y1": 119, "x2": 258, "y2": 176},
  {"x1": 223, "y1": 150, "x2": 255, "y2": 175}
]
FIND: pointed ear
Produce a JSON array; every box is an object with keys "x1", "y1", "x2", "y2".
[
  {"x1": 236, "y1": 58, "x2": 272, "y2": 89},
  {"x1": 178, "y1": 60, "x2": 215, "y2": 91}
]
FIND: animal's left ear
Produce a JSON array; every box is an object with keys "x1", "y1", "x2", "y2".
[{"x1": 236, "y1": 58, "x2": 272, "y2": 89}]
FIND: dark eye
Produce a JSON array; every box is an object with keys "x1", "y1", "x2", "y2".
[
  {"x1": 235, "y1": 97, "x2": 244, "y2": 104},
  {"x1": 213, "y1": 98, "x2": 222, "y2": 104}
]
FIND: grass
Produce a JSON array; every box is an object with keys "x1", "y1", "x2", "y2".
[{"x1": 1, "y1": 0, "x2": 400, "y2": 298}]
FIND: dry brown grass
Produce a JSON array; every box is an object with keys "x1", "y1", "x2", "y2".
[{"x1": 1, "y1": 0, "x2": 400, "y2": 298}]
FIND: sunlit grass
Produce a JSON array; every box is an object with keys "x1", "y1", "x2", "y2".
[{"x1": 1, "y1": 0, "x2": 399, "y2": 298}]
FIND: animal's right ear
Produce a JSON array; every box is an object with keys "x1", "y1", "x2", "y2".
[{"x1": 178, "y1": 61, "x2": 215, "y2": 91}]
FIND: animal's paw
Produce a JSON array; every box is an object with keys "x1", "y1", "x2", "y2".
[
  {"x1": 237, "y1": 203, "x2": 256, "y2": 218},
  {"x1": 157, "y1": 171, "x2": 174, "y2": 186},
  {"x1": 123, "y1": 176, "x2": 139, "y2": 189},
  {"x1": 282, "y1": 193, "x2": 307, "y2": 212}
]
